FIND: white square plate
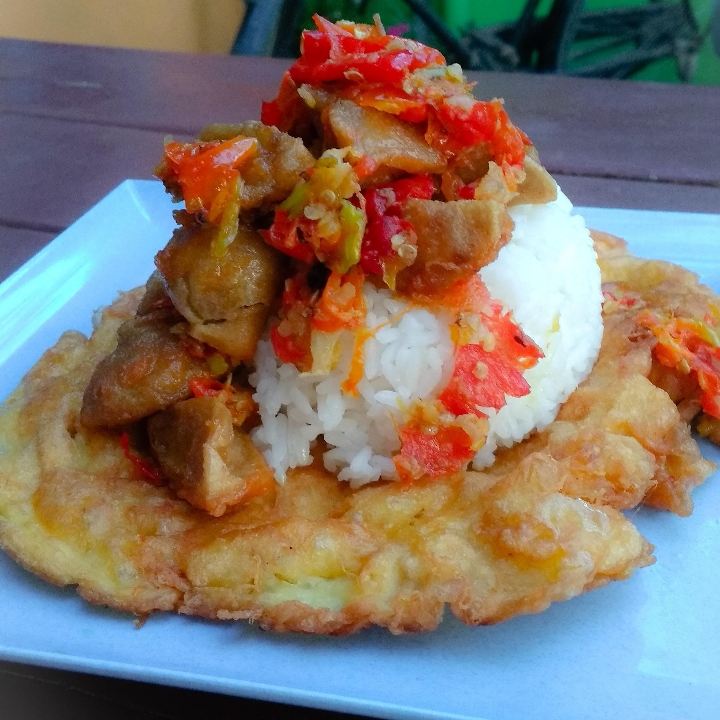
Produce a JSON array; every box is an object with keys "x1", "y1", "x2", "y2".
[{"x1": 1, "y1": 180, "x2": 719, "y2": 720}]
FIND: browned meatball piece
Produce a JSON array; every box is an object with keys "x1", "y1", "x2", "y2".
[
  {"x1": 396, "y1": 198, "x2": 514, "y2": 295},
  {"x1": 148, "y1": 395, "x2": 275, "y2": 516},
  {"x1": 441, "y1": 144, "x2": 557, "y2": 207},
  {"x1": 155, "y1": 221, "x2": 283, "y2": 325},
  {"x1": 155, "y1": 221, "x2": 284, "y2": 359},
  {"x1": 440, "y1": 144, "x2": 497, "y2": 202},
  {"x1": 80, "y1": 316, "x2": 213, "y2": 428},
  {"x1": 510, "y1": 154, "x2": 557, "y2": 207},
  {"x1": 198, "y1": 121, "x2": 315, "y2": 210},
  {"x1": 135, "y1": 271, "x2": 174, "y2": 317},
  {"x1": 187, "y1": 305, "x2": 271, "y2": 361},
  {"x1": 325, "y1": 100, "x2": 446, "y2": 179}
]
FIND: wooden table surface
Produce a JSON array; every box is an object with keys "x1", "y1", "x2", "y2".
[{"x1": 0, "y1": 37, "x2": 718, "y2": 719}]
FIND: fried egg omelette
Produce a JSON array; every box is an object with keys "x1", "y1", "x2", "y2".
[{"x1": 0, "y1": 235, "x2": 717, "y2": 633}]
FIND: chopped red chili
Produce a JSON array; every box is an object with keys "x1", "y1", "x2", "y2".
[
  {"x1": 189, "y1": 377, "x2": 226, "y2": 398},
  {"x1": 359, "y1": 174, "x2": 435, "y2": 276},
  {"x1": 438, "y1": 344, "x2": 530, "y2": 417},
  {"x1": 159, "y1": 136, "x2": 257, "y2": 220},
  {"x1": 394, "y1": 423, "x2": 476, "y2": 483},
  {"x1": 119, "y1": 433, "x2": 164, "y2": 486}
]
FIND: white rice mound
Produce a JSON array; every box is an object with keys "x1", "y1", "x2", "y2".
[
  {"x1": 474, "y1": 189, "x2": 603, "y2": 467},
  {"x1": 250, "y1": 188, "x2": 602, "y2": 486}
]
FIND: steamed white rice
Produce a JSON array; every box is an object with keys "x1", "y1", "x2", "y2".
[{"x1": 250, "y1": 188, "x2": 603, "y2": 486}]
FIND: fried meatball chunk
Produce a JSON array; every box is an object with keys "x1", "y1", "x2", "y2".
[
  {"x1": 325, "y1": 100, "x2": 446, "y2": 178},
  {"x1": 148, "y1": 396, "x2": 274, "y2": 517},
  {"x1": 80, "y1": 315, "x2": 213, "y2": 428},
  {"x1": 156, "y1": 222, "x2": 282, "y2": 324},
  {"x1": 155, "y1": 221, "x2": 284, "y2": 359},
  {"x1": 396, "y1": 198, "x2": 514, "y2": 294}
]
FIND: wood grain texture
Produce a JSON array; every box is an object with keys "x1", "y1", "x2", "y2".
[
  {"x1": 0, "y1": 226, "x2": 56, "y2": 281},
  {"x1": 0, "y1": 113, "x2": 186, "y2": 230},
  {"x1": 1, "y1": 38, "x2": 718, "y2": 187},
  {"x1": 469, "y1": 71, "x2": 720, "y2": 187},
  {"x1": 554, "y1": 174, "x2": 720, "y2": 213},
  {"x1": 0, "y1": 37, "x2": 287, "y2": 133}
]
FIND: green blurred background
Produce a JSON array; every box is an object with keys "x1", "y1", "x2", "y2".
[{"x1": 302, "y1": 0, "x2": 720, "y2": 84}]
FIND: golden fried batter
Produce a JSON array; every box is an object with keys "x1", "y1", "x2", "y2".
[
  {"x1": 0, "y1": 237, "x2": 718, "y2": 634},
  {"x1": 490, "y1": 233, "x2": 717, "y2": 517},
  {"x1": 396, "y1": 198, "x2": 514, "y2": 294}
]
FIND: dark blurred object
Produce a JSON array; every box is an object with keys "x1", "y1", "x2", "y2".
[
  {"x1": 463, "y1": 0, "x2": 704, "y2": 80},
  {"x1": 231, "y1": 0, "x2": 705, "y2": 81},
  {"x1": 232, "y1": 0, "x2": 306, "y2": 57}
]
